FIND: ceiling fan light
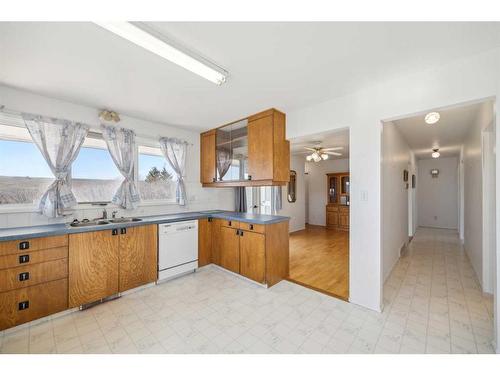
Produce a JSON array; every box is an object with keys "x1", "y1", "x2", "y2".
[
  {"x1": 321, "y1": 153, "x2": 329, "y2": 160},
  {"x1": 312, "y1": 153, "x2": 321, "y2": 162},
  {"x1": 306, "y1": 155, "x2": 313, "y2": 161}
]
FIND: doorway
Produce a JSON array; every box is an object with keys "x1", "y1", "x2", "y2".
[
  {"x1": 284, "y1": 128, "x2": 350, "y2": 300},
  {"x1": 381, "y1": 99, "x2": 497, "y2": 353}
]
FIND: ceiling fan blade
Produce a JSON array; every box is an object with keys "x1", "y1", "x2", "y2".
[
  {"x1": 321, "y1": 147, "x2": 343, "y2": 151},
  {"x1": 324, "y1": 151, "x2": 342, "y2": 156},
  {"x1": 303, "y1": 147, "x2": 317, "y2": 152}
]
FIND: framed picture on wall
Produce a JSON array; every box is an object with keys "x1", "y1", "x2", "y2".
[
  {"x1": 403, "y1": 169, "x2": 409, "y2": 182},
  {"x1": 412, "y1": 174, "x2": 416, "y2": 188}
]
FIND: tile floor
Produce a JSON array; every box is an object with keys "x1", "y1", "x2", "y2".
[{"x1": 0, "y1": 227, "x2": 495, "y2": 354}]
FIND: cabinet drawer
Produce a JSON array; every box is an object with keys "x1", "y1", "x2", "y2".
[
  {"x1": 0, "y1": 247, "x2": 68, "y2": 270},
  {"x1": 0, "y1": 258, "x2": 68, "y2": 293},
  {"x1": 239, "y1": 222, "x2": 266, "y2": 234},
  {"x1": 0, "y1": 279, "x2": 68, "y2": 331},
  {"x1": 326, "y1": 205, "x2": 338, "y2": 212},
  {"x1": 0, "y1": 235, "x2": 68, "y2": 257},
  {"x1": 221, "y1": 219, "x2": 239, "y2": 229},
  {"x1": 339, "y1": 206, "x2": 349, "y2": 213}
]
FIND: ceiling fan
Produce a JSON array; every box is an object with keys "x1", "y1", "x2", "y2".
[{"x1": 304, "y1": 146, "x2": 343, "y2": 162}]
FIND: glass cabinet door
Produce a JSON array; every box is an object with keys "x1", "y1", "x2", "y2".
[
  {"x1": 328, "y1": 175, "x2": 338, "y2": 204},
  {"x1": 216, "y1": 119, "x2": 248, "y2": 181},
  {"x1": 341, "y1": 175, "x2": 350, "y2": 195}
]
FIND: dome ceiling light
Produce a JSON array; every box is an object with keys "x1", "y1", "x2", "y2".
[
  {"x1": 431, "y1": 148, "x2": 440, "y2": 158},
  {"x1": 425, "y1": 111, "x2": 440, "y2": 125}
]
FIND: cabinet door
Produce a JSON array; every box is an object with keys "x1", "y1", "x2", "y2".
[
  {"x1": 119, "y1": 225, "x2": 158, "y2": 293},
  {"x1": 198, "y1": 218, "x2": 212, "y2": 267},
  {"x1": 248, "y1": 115, "x2": 274, "y2": 181},
  {"x1": 339, "y1": 213, "x2": 349, "y2": 228},
  {"x1": 211, "y1": 219, "x2": 223, "y2": 266},
  {"x1": 201, "y1": 131, "x2": 216, "y2": 184},
  {"x1": 239, "y1": 230, "x2": 266, "y2": 283},
  {"x1": 69, "y1": 230, "x2": 119, "y2": 307},
  {"x1": 219, "y1": 226, "x2": 240, "y2": 273},
  {"x1": 326, "y1": 211, "x2": 339, "y2": 227}
]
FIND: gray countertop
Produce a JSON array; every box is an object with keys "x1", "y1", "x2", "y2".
[{"x1": 0, "y1": 210, "x2": 290, "y2": 242}]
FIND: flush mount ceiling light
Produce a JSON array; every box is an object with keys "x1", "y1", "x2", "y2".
[
  {"x1": 431, "y1": 148, "x2": 440, "y2": 158},
  {"x1": 425, "y1": 111, "x2": 440, "y2": 124},
  {"x1": 94, "y1": 22, "x2": 228, "y2": 85}
]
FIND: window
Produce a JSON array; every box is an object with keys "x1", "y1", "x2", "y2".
[
  {"x1": 138, "y1": 145, "x2": 175, "y2": 202},
  {"x1": 72, "y1": 137, "x2": 122, "y2": 203},
  {"x1": 0, "y1": 121, "x2": 53, "y2": 205}
]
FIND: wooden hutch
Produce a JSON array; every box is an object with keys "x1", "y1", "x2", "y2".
[{"x1": 326, "y1": 172, "x2": 350, "y2": 231}]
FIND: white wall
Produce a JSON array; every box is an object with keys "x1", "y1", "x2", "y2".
[
  {"x1": 381, "y1": 122, "x2": 411, "y2": 281},
  {"x1": 417, "y1": 157, "x2": 459, "y2": 229},
  {"x1": 0, "y1": 85, "x2": 234, "y2": 228},
  {"x1": 305, "y1": 158, "x2": 349, "y2": 226},
  {"x1": 463, "y1": 101, "x2": 495, "y2": 292},
  {"x1": 287, "y1": 47, "x2": 500, "y2": 317},
  {"x1": 280, "y1": 155, "x2": 306, "y2": 233}
]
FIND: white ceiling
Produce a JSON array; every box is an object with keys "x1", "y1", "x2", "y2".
[
  {"x1": 391, "y1": 101, "x2": 489, "y2": 159},
  {"x1": 1, "y1": 22, "x2": 500, "y2": 131},
  {"x1": 290, "y1": 128, "x2": 349, "y2": 160}
]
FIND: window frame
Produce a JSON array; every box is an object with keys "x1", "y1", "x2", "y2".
[{"x1": 0, "y1": 119, "x2": 179, "y2": 212}]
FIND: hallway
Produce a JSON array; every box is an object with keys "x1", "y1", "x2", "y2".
[{"x1": 383, "y1": 227, "x2": 494, "y2": 353}]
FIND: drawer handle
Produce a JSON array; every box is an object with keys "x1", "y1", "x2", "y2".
[
  {"x1": 120, "y1": 228, "x2": 127, "y2": 235},
  {"x1": 19, "y1": 241, "x2": 30, "y2": 250},
  {"x1": 248, "y1": 175, "x2": 252, "y2": 180},
  {"x1": 112, "y1": 229, "x2": 119, "y2": 236},
  {"x1": 249, "y1": 224, "x2": 254, "y2": 230},
  {"x1": 19, "y1": 254, "x2": 30, "y2": 264},
  {"x1": 228, "y1": 221, "x2": 232, "y2": 226},
  {"x1": 18, "y1": 300, "x2": 29, "y2": 311},
  {"x1": 208, "y1": 217, "x2": 213, "y2": 222},
  {"x1": 240, "y1": 230, "x2": 244, "y2": 237},
  {"x1": 235, "y1": 229, "x2": 240, "y2": 236},
  {"x1": 19, "y1": 272, "x2": 30, "y2": 282}
]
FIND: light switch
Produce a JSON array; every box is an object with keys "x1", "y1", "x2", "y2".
[{"x1": 361, "y1": 190, "x2": 368, "y2": 201}]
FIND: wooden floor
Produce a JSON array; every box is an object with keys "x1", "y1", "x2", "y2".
[{"x1": 289, "y1": 224, "x2": 349, "y2": 300}]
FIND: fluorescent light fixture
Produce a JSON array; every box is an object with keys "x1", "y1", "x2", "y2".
[
  {"x1": 431, "y1": 148, "x2": 440, "y2": 158},
  {"x1": 94, "y1": 22, "x2": 227, "y2": 85},
  {"x1": 425, "y1": 112, "x2": 440, "y2": 124}
]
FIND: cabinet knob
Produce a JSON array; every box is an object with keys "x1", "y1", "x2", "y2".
[
  {"x1": 18, "y1": 300, "x2": 29, "y2": 311},
  {"x1": 19, "y1": 241, "x2": 30, "y2": 250},
  {"x1": 208, "y1": 217, "x2": 213, "y2": 222},
  {"x1": 120, "y1": 228, "x2": 127, "y2": 235},
  {"x1": 112, "y1": 229, "x2": 119, "y2": 236},
  {"x1": 19, "y1": 272, "x2": 30, "y2": 282},
  {"x1": 212, "y1": 177, "x2": 217, "y2": 182},
  {"x1": 249, "y1": 224, "x2": 254, "y2": 230},
  {"x1": 240, "y1": 230, "x2": 244, "y2": 237},
  {"x1": 228, "y1": 220, "x2": 232, "y2": 226},
  {"x1": 247, "y1": 175, "x2": 252, "y2": 180},
  {"x1": 19, "y1": 254, "x2": 30, "y2": 264}
]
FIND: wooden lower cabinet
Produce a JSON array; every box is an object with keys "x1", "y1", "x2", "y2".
[
  {"x1": 119, "y1": 225, "x2": 158, "y2": 293},
  {"x1": 239, "y1": 231, "x2": 265, "y2": 283},
  {"x1": 203, "y1": 219, "x2": 289, "y2": 286},
  {"x1": 0, "y1": 279, "x2": 68, "y2": 331},
  {"x1": 198, "y1": 218, "x2": 213, "y2": 267},
  {"x1": 219, "y1": 226, "x2": 240, "y2": 273},
  {"x1": 69, "y1": 225, "x2": 158, "y2": 307},
  {"x1": 69, "y1": 230, "x2": 119, "y2": 308}
]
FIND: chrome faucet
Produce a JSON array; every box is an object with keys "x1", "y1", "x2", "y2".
[{"x1": 112, "y1": 210, "x2": 118, "y2": 219}]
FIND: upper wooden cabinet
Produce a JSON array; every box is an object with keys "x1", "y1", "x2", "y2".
[{"x1": 200, "y1": 108, "x2": 290, "y2": 187}]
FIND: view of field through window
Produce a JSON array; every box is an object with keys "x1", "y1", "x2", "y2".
[{"x1": 0, "y1": 135, "x2": 176, "y2": 205}]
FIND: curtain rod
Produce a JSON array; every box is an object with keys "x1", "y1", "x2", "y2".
[{"x1": 0, "y1": 104, "x2": 193, "y2": 146}]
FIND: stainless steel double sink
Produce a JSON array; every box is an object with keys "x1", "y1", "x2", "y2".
[{"x1": 69, "y1": 217, "x2": 142, "y2": 228}]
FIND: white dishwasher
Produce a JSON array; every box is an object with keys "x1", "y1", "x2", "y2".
[{"x1": 158, "y1": 220, "x2": 198, "y2": 281}]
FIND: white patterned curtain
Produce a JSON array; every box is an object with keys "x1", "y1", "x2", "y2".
[
  {"x1": 101, "y1": 124, "x2": 140, "y2": 209},
  {"x1": 23, "y1": 113, "x2": 89, "y2": 218},
  {"x1": 159, "y1": 137, "x2": 187, "y2": 206}
]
